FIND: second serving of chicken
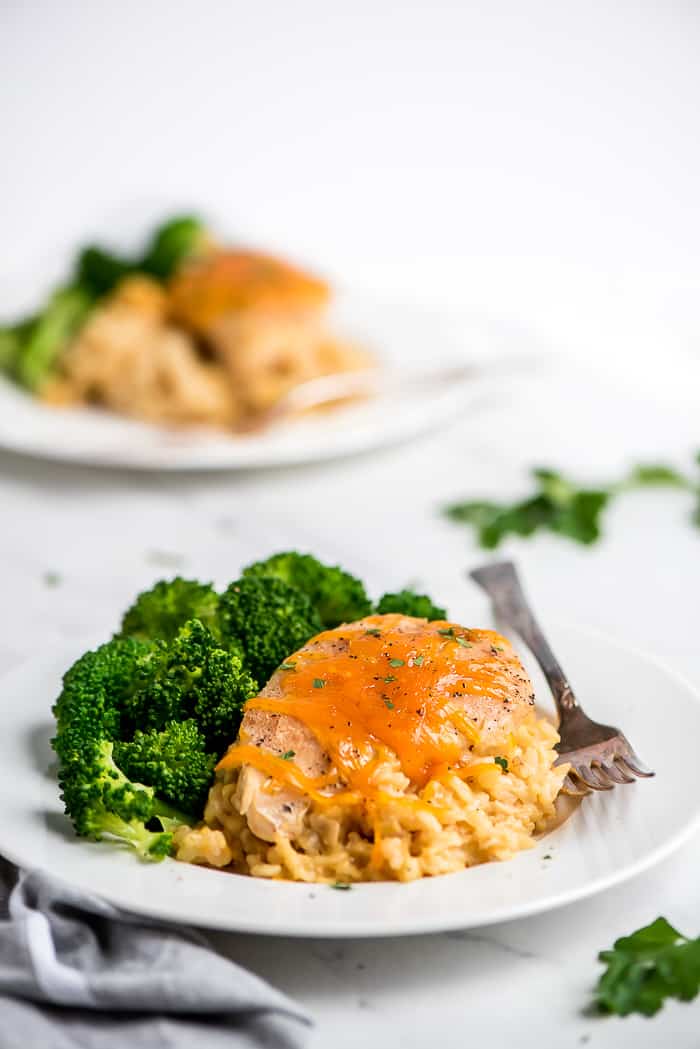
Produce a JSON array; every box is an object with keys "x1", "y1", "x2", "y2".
[{"x1": 19, "y1": 217, "x2": 373, "y2": 431}]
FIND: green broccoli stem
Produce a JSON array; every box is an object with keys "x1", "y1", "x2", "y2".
[
  {"x1": 97, "y1": 810, "x2": 173, "y2": 862},
  {"x1": 15, "y1": 284, "x2": 94, "y2": 391},
  {"x1": 151, "y1": 796, "x2": 192, "y2": 827},
  {"x1": 0, "y1": 320, "x2": 32, "y2": 375}
]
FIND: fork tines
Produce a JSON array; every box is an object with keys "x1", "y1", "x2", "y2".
[{"x1": 559, "y1": 740, "x2": 654, "y2": 796}]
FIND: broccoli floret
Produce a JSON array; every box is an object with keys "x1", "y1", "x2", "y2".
[
  {"x1": 188, "y1": 647, "x2": 259, "y2": 755},
  {"x1": 243, "y1": 551, "x2": 372, "y2": 628},
  {"x1": 0, "y1": 317, "x2": 34, "y2": 378},
  {"x1": 123, "y1": 619, "x2": 258, "y2": 750},
  {"x1": 375, "y1": 589, "x2": 447, "y2": 621},
  {"x1": 74, "y1": 247, "x2": 133, "y2": 298},
  {"x1": 52, "y1": 636, "x2": 159, "y2": 741},
  {"x1": 118, "y1": 578, "x2": 222, "y2": 644},
  {"x1": 75, "y1": 216, "x2": 206, "y2": 299},
  {"x1": 219, "y1": 576, "x2": 323, "y2": 683},
  {"x1": 119, "y1": 639, "x2": 190, "y2": 734},
  {"x1": 52, "y1": 621, "x2": 252, "y2": 859},
  {"x1": 113, "y1": 720, "x2": 216, "y2": 816},
  {"x1": 140, "y1": 216, "x2": 207, "y2": 281},
  {"x1": 10, "y1": 285, "x2": 94, "y2": 391},
  {"x1": 55, "y1": 736, "x2": 183, "y2": 862}
]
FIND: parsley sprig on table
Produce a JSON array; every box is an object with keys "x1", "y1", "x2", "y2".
[
  {"x1": 595, "y1": 917, "x2": 700, "y2": 1017},
  {"x1": 444, "y1": 453, "x2": 700, "y2": 549}
]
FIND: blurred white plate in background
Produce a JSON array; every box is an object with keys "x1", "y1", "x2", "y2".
[{"x1": 0, "y1": 289, "x2": 538, "y2": 471}]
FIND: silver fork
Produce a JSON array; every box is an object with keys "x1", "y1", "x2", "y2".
[
  {"x1": 237, "y1": 365, "x2": 475, "y2": 432},
  {"x1": 239, "y1": 354, "x2": 543, "y2": 431},
  {"x1": 469, "y1": 560, "x2": 654, "y2": 796}
]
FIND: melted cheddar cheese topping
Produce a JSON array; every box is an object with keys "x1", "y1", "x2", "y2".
[
  {"x1": 217, "y1": 616, "x2": 531, "y2": 798},
  {"x1": 168, "y1": 249, "x2": 330, "y2": 332}
]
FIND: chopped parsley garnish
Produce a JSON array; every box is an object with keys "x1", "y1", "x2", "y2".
[
  {"x1": 279, "y1": 662, "x2": 296, "y2": 671},
  {"x1": 330, "y1": 882, "x2": 351, "y2": 891},
  {"x1": 413, "y1": 655, "x2": 424, "y2": 667},
  {"x1": 313, "y1": 678, "x2": 327, "y2": 689},
  {"x1": 444, "y1": 455, "x2": 700, "y2": 549},
  {"x1": 365, "y1": 628, "x2": 381, "y2": 637},
  {"x1": 43, "y1": 571, "x2": 62, "y2": 587},
  {"x1": 438, "y1": 627, "x2": 455, "y2": 638},
  {"x1": 494, "y1": 756, "x2": 509, "y2": 773},
  {"x1": 384, "y1": 698, "x2": 395, "y2": 710},
  {"x1": 455, "y1": 636, "x2": 472, "y2": 648},
  {"x1": 595, "y1": 917, "x2": 700, "y2": 1016},
  {"x1": 384, "y1": 674, "x2": 397, "y2": 683},
  {"x1": 281, "y1": 750, "x2": 295, "y2": 761},
  {"x1": 389, "y1": 658, "x2": 405, "y2": 667}
]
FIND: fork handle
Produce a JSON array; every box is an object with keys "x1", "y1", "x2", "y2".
[{"x1": 469, "y1": 561, "x2": 578, "y2": 715}]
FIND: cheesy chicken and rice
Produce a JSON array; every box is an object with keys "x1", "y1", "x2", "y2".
[
  {"x1": 174, "y1": 614, "x2": 567, "y2": 883},
  {"x1": 42, "y1": 249, "x2": 371, "y2": 430}
]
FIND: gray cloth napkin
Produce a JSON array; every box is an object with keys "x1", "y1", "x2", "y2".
[{"x1": 0, "y1": 860, "x2": 312, "y2": 1049}]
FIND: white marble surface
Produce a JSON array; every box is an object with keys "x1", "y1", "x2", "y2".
[
  {"x1": 3, "y1": 1, "x2": 700, "y2": 1042},
  {"x1": 1, "y1": 359, "x2": 699, "y2": 1046}
]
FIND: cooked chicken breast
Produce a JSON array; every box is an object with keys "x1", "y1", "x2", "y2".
[
  {"x1": 168, "y1": 250, "x2": 369, "y2": 416},
  {"x1": 204, "y1": 309, "x2": 371, "y2": 414},
  {"x1": 168, "y1": 249, "x2": 330, "y2": 333},
  {"x1": 222, "y1": 613, "x2": 536, "y2": 842}
]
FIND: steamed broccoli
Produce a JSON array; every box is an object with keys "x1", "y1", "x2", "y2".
[
  {"x1": 12, "y1": 285, "x2": 94, "y2": 391},
  {"x1": 55, "y1": 735, "x2": 182, "y2": 860},
  {"x1": 52, "y1": 618, "x2": 256, "y2": 860},
  {"x1": 74, "y1": 248, "x2": 132, "y2": 298},
  {"x1": 124, "y1": 619, "x2": 258, "y2": 749},
  {"x1": 140, "y1": 216, "x2": 206, "y2": 281},
  {"x1": 53, "y1": 636, "x2": 158, "y2": 742},
  {"x1": 113, "y1": 720, "x2": 216, "y2": 816},
  {"x1": 122, "y1": 619, "x2": 258, "y2": 747},
  {"x1": 118, "y1": 578, "x2": 222, "y2": 644},
  {"x1": 219, "y1": 576, "x2": 323, "y2": 682},
  {"x1": 51, "y1": 640, "x2": 184, "y2": 860},
  {"x1": 0, "y1": 318, "x2": 31, "y2": 374},
  {"x1": 243, "y1": 552, "x2": 372, "y2": 628},
  {"x1": 375, "y1": 589, "x2": 447, "y2": 621},
  {"x1": 76, "y1": 215, "x2": 206, "y2": 295},
  {"x1": 1, "y1": 214, "x2": 206, "y2": 391}
]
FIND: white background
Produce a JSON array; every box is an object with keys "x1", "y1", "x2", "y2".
[
  {"x1": 2, "y1": 2, "x2": 700, "y2": 1046},
  {"x1": 3, "y1": 0, "x2": 700, "y2": 395}
]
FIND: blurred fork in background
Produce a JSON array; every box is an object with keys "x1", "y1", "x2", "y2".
[{"x1": 243, "y1": 354, "x2": 543, "y2": 431}]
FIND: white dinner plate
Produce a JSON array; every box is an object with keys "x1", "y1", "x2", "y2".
[
  {"x1": 0, "y1": 620, "x2": 698, "y2": 937},
  {"x1": 0, "y1": 290, "x2": 533, "y2": 471}
]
